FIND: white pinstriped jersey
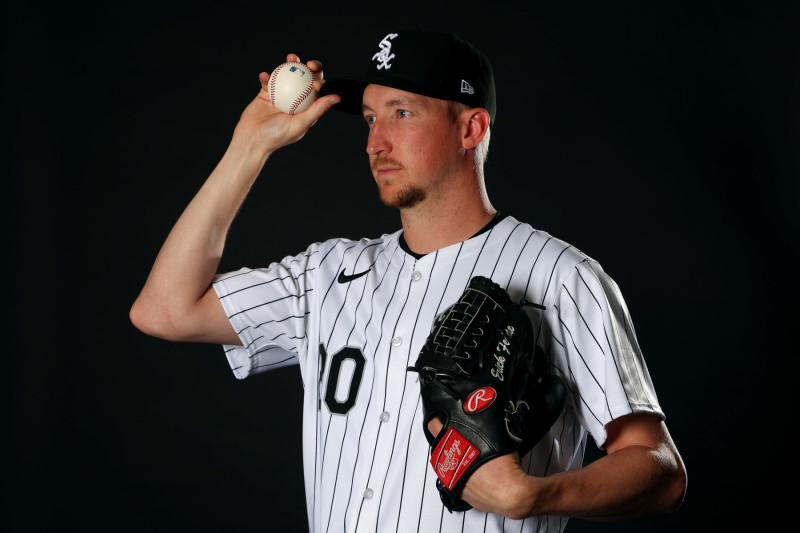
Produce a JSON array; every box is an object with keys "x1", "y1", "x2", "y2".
[{"x1": 212, "y1": 214, "x2": 664, "y2": 533}]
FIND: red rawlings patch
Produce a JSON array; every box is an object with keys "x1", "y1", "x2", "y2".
[
  {"x1": 464, "y1": 387, "x2": 497, "y2": 414},
  {"x1": 431, "y1": 427, "x2": 480, "y2": 489}
]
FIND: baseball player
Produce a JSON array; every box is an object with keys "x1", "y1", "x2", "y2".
[{"x1": 130, "y1": 30, "x2": 687, "y2": 532}]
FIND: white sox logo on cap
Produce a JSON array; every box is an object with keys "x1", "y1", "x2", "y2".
[
  {"x1": 372, "y1": 33, "x2": 398, "y2": 70},
  {"x1": 320, "y1": 30, "x2": 497, "y2": 124}
]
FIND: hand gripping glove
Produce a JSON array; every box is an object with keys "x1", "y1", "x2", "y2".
[{"x1": 408, "y1": 275, "x2": 567, "y2": 512}]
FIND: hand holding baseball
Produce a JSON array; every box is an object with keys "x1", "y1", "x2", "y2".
[
  {"x1": 232, "y1": 55, "x2": 338, "y2": 152},
  {"x1": 268, "y1": 60, "x2": 318, "y2": 114}
]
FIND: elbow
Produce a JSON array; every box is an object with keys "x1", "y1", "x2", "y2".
[
  {"x1": 129, "y1": 296, "x2": 182, "y2": 341},
  {"x1": 664, "y1": 457, "x2": 688, "y2": 513},
  {"x1": 650, "y1": 442, "x2": 688, "y2": 514},
  {"x1": 129, "y1": 297, "x2": 160, "y2": 338}
]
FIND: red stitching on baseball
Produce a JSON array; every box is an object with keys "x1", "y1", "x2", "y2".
[
  {"x1": 289, "y1": 67, "x2": 315, "y2": 114},
  {"x1": 269, "y1": 63, "x2": 285, "y2": 105}
]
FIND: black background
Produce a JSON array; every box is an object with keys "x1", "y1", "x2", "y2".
[{"x1": 7, "y1": 1, "x2": 799, "y2": 531}]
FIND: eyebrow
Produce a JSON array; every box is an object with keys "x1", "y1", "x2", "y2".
[{"x1": 362, "y1": 96, "x2": 416, "y2": 113}]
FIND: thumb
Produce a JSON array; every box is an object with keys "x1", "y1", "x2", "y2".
[{"x1": 297, "y1": 94, "x2": 342, "y2": 125}]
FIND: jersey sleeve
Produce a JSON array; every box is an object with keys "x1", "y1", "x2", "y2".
[
  {"x1": 553, "y1": 259, "x2": 664, "y2": 448},
  {"x1": 212, "y1": 247, "x2": 318, "y2": 379}
]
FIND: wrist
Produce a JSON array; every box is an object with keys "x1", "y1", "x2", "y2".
[
  {"x1": 461, "y1": 454, "x2": 539, "y2": 520},
  {"x1": 492, "y1": 469, "x2": 538, "y2": 520},
  {"x1": 226, "y1": 133, "x2": 275, "y2": 167}
]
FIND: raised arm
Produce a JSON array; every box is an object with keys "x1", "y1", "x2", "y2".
[{"x1": 129, "y1": 55, "x2": 341, "y2": 345}]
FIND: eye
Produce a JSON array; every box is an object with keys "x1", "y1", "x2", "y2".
[
  {"x1": 397, "y1": 109, "x2": 411, "y2": 118},
  {"x1": 364, "y1": 115, "x2": 376, "y2": 125}
]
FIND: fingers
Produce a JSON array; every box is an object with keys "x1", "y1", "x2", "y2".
[
  {"x1": 284, "y1": 52, "x2": 325, "y2": 84},
  {"x1": 258, "y1": 71, "x2": 270, "y2": 91},
  {"x1": 306, "y1": 59, "x2": 323, "y2": 78},
  {"x1": 427, "y1": 417, "x2": 444, "y2": 437},
  {"x1": 276, "y1": 54, "x2": 334, "y2": 111},
  {"x1": 297, "y1": 91, "x2": 341, "y2": 123},
  {"x1": 253, "y1": 53, "x2": 338, "y2": 124}
]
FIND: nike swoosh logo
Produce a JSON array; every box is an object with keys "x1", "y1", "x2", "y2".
[{"x1": 338, "y1": 268, "x2": 371, "y2": 284}]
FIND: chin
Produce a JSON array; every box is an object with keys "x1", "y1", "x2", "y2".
[{"x1": 379, "y1": 185, "x2": 426, "y2": 210}]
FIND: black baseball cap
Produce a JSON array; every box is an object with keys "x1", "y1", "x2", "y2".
[{"x1": 320, "y1": 30, "x2": 496, "y2": 125}]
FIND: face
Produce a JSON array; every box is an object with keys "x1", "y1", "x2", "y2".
[{"x1": 362, "y1": 84, "x2": 464, "y2": 210}]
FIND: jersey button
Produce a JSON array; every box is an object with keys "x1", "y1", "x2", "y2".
[
  {"x1": 392, "y1": 336, "x2": 402, "y2": 347},
  {"x1": 412, "y1": 271, "x2": 423, "y2": 281},
  {"x1": 363, "y1": 488, "x2": 374, "y2": 499},
  {"x1": 380, "y1": 411, "x2": 390, "y2": 422}
]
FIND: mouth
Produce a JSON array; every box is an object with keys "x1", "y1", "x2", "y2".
[
  {"x1": 374, "y1": 166, "x2": 402, "y2": 179},
  {"x1": 371, "y1": 156, "x2": 403, "y2": 177}
]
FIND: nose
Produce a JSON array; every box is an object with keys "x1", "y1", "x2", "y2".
[{"x1": 366, "y1": 119, "x2": 390, "y2": 156}]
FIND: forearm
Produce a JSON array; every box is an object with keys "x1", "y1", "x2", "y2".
[
  {"x1": 130, "y1": 135, "x2": 273, "y2": 342},
  {"x1": 460, "y1": 413, "x2": 687, "y2": 521},
  {"x1": 527, "y1": 442, "x2": 686, "y2": 520},
  {"x1": 462, "y1": 440, "x2": 685, "y2": 521}
]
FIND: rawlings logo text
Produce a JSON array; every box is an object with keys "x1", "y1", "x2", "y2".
[
  {"x1": 438, "y1": 438, "x2": 462, "y2": 475},
  {"x1": 431, "y1": 427, "x2": 480, "y2": 489}
]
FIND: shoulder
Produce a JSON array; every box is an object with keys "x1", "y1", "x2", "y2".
[
  {"x1": 277, "y1": 230, "x2": 404, "y2": 286},
  {"x1": 497, "y1": 215, "x2": 599, "y2": 271},
  {"x1": 306, "y1": 230, "x2": 402, "y2": 265},
  {"x1": 491, "y1": 215, "x2": 608, "y2": 306}
]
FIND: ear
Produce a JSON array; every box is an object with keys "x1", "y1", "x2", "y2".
[{"x1": 461, "y1": 108, "x2": 491, "y2": 150}]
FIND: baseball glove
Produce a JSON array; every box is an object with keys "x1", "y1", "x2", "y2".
[{"x1": 408, "y1": 275, "x2": 567, "y2": 512}]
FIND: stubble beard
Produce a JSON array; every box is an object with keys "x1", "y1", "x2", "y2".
[
  {"x1": 372, "y1": 155, "x2": 426, "y2": 210},
  {"x1": 380, "y1": 184, "x2": 426, "y2": 210}
]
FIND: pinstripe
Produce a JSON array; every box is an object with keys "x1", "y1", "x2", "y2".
[
  {"x1": 573, "y1": 266, "x2": 636, "y2": 413},
  {"x1": 319, "y1": 243, "x2": 364, "y2": 319},
  {"x1": 317, "y1": 239, "x2": 374, "y2": 529},
  {"x1": 433, "y1": 244, "x2": 465, "y2": 314},
  {"x1": 352, "y1": 253, "x2": 408, "y2": 529},
  {"x1": 541, "y1": 244, "x2": 577, "y2": 306},
  {"x1": 502, "y1": 223, "x2": 535, "y2": 292},
  {"x1": 339, "y1": 246, "x2": 403, "y2": 531},
  {"x1": 312, "y1": 242, "x2": 370, "y2": 530},
  {"x1": 372, "y1": 269, "x2": 417, "y2": 526},
  {"x1": 585, "y1": 261, "x2": 656, "y2": 410},
  {"x1": 211, "y1": 216, "x2": 664, "y2": 532},
  {"x1": 562, "y1": 284, "x2": 609, "y2": 379},
  {"x1": 487, "y1": 220, "x2": 523, "y2": 282},
  {"x1": 390, "y1": 252, "x2": 438, "y2": 532},
  {"x1": 219, "y1": 269, "x2": 310, "y2": 298},
  {"x1": 554, "y1": 305, "x2": 610, "y2": 427},
  {"x1": 323, "y1": 243, "x2": 387, "y2": 531},
  {"x1": 228, "y1": 291, "x2": 312, "y2": 320},
  {"x1": 324, "y1": 415, "x2": 349, "y2": 533}
]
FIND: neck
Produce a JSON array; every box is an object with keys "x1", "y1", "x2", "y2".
[{"x1": 399, "y1": 179, "x2": 496, "y2": 255}]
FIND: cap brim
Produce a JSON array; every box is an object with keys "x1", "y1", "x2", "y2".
[
  {"x1": 320, "y1": 75, "x2": 459, "y2": 117},
  {"x1": 319, "y1": 78, "x2": 370, "y2": 115}
]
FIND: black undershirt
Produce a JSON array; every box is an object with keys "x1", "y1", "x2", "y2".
[{"x1": 398, "y1": 212, "x2": 504, "y2": 259}]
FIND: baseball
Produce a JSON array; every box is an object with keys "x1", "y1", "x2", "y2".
[{"x1": 267, "y1": 61, "x2": 317, "y2": 114}]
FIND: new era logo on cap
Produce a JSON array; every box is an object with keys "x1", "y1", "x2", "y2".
[{"x1": 320, "y1": 30, "x2": 497, "y2": 125}]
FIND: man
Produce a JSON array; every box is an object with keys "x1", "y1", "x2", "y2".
[{"x1": 130, "y1": 30, "x2": 687, "y2": 532}]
